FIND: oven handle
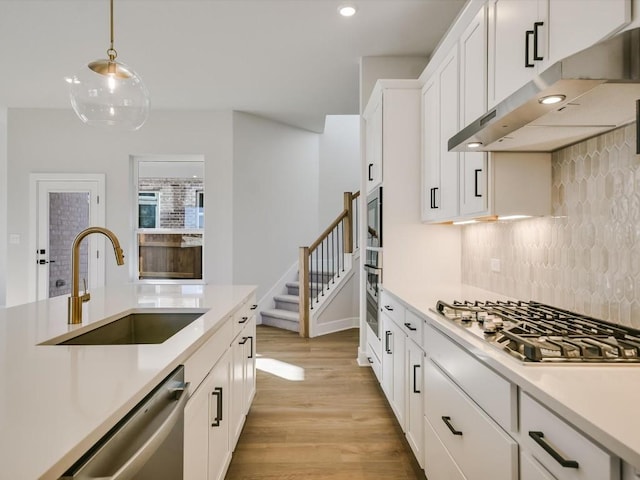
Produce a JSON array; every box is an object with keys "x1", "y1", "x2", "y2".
[{"x1": 108, "y1": 383, "x2": 189, "y2": 480}]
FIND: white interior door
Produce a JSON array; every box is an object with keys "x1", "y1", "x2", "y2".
[{"x1": 33, "y1": 175, "x2": 105, "y2": 300}]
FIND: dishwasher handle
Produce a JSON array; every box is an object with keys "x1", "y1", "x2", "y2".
[{"x1": 109, "y1": 383, "x2": 189, "y2": 480}]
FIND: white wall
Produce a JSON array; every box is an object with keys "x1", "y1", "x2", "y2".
[
  {"x1": 232, "y1": 112, "x2": 319, "y2": 302},
  {"x1": 6, "y1": 109, "x2": 233, "y2": 306},
  {"x1": 0, "y1": 108, "x2": 7, "y2": 307},
  {"x1": 318, "y1": 115, "x2": 360, "y2": 229},
  {"x1": 359, "y1": 56, "x2": 428, "y2": 113}
]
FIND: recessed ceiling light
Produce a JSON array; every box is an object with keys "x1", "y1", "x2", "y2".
[
  {"x1": 467, "y1": 141, "x2": 483, "y2": 148},
  {"x1": 338, "y1": 4, "x2": 357, "y2": 17},
  {"x1": 538, "y1": 94, "x2": 566, "y2": 105}
]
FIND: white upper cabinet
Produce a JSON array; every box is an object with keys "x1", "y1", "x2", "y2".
[
  {"x1": 459, "y1": 7, "x2": 489, "y2": 217},
  {"x1": 487, "y1": 0, "x2": 630, "y2": 109},
  {"x1": 487, "y1": 0, "x2": 547, "y2": 108},
  {"x1": 364, "y1": 93, "x2": 383, "y2": 193},
  {"x1": 422, "y1": 46, "x2": 459, "y2": 222}
]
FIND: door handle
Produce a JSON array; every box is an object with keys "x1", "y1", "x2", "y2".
[
  {"x1": 412, "y1": 364, "x2": 421, "y2": 393},
  {"x1": 529, "y1": 431, "x2": 579, "y2": 468},
  {"x1": 533, "y1": 22, "x2": 544, "y2": 61},
  {"x1": 211, "y1": 387, "x2": 223, "y2": 427},
  {"x1": 474, "y1": 169, "x2": 482, "y2": 197},
  {"x1": 368, "y1": 163, "x2": 374, "y2": 181},
  {"x1": 442, "y1": 416, "x2": 463, "y2": 436},
  {"x1": 525, "y1": 29, "x2": 535, "y2": 67}
]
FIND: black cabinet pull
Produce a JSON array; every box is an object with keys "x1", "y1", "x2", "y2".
[
  {"x1": 474, "y1": 169, "x2": 482, "y2": 197},
  {"x1": 384, "y1": 305, "x2": 394, "y2": 312},
  {"x1": 250, "y1": 304, "x2": 258, "y2": 310},
  {"x1": 385, "y1": 331, "x2": 392, "y2": 354},
  {"x1": 239, "y1": 336, "x2": 249, "y2": 345},
  {"x1": 211, "y1": 387, "x2": 223, "y2": 427},
  {"x1": 430, "y1": 187, "x2": 439, "y2": 209},
  {"x1": 525, "y1": 29, "x2": 535, "y2": 67},
  {"x1": 533, "y1": 22, "x2": 544, "y2": 61},
  {"x1": 442, "y1": 416, "x2": 463, "y2": 436},
  {"x1": 529, "y1": 431, "x2": 579, "y2": 468},
  {"x1": 413, "y1": 364, "x2": 421, "y2": 393},
  {"x1": 368, "y1": 163, "x2": 374, "y2": 181},
  {"x1": 367, "y1": 357, "x2": 373, "y2": 364},
  {"x1": 239, "y1": 316, "x2": 248, "y2": 324},
  {"x1": 404, "y1": 322, "x2": 417, "y2": 332},
  {"x1": 247, "y1": 336, "x2": 254, "y2": 359}
]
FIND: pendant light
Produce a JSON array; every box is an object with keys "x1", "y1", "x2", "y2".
[{"x1": 68, "y1": 0, "x2": 150, "y2": 130}]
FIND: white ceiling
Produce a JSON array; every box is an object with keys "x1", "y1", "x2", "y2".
[{"x1": 0, "y1": 0, "x2": 466, "y2": 132}]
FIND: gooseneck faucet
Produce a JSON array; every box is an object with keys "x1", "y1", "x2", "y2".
[{"x1": 68, "y1": 227, "x2": 125, "y2": 324}]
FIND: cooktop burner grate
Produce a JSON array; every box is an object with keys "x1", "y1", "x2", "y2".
[{"x1": 435, "y1": 300, "x2": 640, "y2": 363}]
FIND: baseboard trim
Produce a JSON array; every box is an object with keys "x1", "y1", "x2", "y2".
[{"x1": 311, "y1": 316, "x2": 359, "y2": 337}]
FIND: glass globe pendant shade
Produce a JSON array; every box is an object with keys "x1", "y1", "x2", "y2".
[{"x1": 69, "y1": 58, "x2": 150, "y2": 131}]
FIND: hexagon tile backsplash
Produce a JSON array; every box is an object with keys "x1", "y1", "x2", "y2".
[{"x1": 462, "y1": 123, "x2": 640, "y2": 328}]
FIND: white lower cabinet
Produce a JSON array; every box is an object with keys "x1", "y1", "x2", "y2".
[
  {"x1": 183, "y1": 293, "x2": 257, "y2": 480},
  {"x1": 381, "y1": 311, "x2": 406, "y2": 428},
  {"x1": 520, "y1": 392, "x2": 620, "y2": 480},
  {"x1": 424, "y1": 359, "x2": 518, "y2": 480},
  {"x1": 230, "y1": 315, "x2": 256, "y2": 449},
  {"x1": 184, "y1": 348, "x2": 232, "y2": 480},
  {"x1": 405, "y1": 338, "x2": 424, "y2": 467},
  {"x1": 424, "y1": 416, "x2": 467, "y2": 480}
]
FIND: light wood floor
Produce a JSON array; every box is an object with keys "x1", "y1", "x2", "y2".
[{"x1": 225, "y1": 325, "x2": 425, "y2": 480}]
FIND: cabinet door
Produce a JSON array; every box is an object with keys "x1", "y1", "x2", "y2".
[
  {"x1": 208, "y1": 350, "x2": 231, "y2": 480},
  {"x1": 230, "y1": 333, "x2": 247, "y2": 449},
  {"x1": 184, "y1": 381, "x2": 210, "y2": 480},
  {"x1": 459, "y1": 7, "x2": 489, "y2": 217},
  {"x1": 548, "y1": 0, "x2": 630, "y2": 67},
  {"x1": 424, "y1": 416, "x2": 468, "y2": 480},
  {"x1": 421, "y1": 76, "x2": 440, "y2": 221},
  {"x1": 437, "y1": 46, "x2": 460, "y2": 221},
  {"x1": 365, "y1": 94, "x2": 383, "y2": 193},
  {"x1": 380, "y1": 313, "x2": 405, "y2": 428},
  {"x1": 405, "y1": 339, "x2": 424, "y2": 467},
  {"x1": 243, "y1": 316, "x2": 256, "y2": 412},
  {"x1": 487, "y1": 0, "x2": 544, "y2": 108}
]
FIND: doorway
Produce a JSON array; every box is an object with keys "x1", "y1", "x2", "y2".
[{"x1": 30, "y1": 174, "x2": 105, "y2": 301}]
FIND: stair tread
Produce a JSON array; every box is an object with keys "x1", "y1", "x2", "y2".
[
  {"x1": 274, "y1": 294, "x2": 300, "y2": 303},
  {"x1": 286, "y1": 281, "x2": 325, "y2": 288},
  {"x1": 261, "y1": 309, "x2": 299, "y2": 321}
]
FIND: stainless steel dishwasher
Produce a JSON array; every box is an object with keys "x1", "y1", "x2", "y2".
[{"x1": 60, "y1": 366, "x2": 188, "y2": 480}]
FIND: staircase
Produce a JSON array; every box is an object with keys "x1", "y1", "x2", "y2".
[{"x1": 260, "y1": 277, "x2": 328, "y2": 332}]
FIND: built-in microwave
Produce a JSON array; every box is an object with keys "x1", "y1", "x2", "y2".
[{"x1": 367, "y1": 186, "x2": 382, "y2": 248}]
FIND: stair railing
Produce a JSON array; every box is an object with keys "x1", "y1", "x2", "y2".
[{"x1": 299, "y1": 191, "x2": 360, "y2": 337}]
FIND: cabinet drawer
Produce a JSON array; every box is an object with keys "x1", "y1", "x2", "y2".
[
  {"x1": 521, "y1": 451, "x2": 555, "y2": 480},
  {"x1": 185, "y1": 318, "x2": 233, "y2": 394},
  {"x1": 425, "y1": 322, "x2": 516, "y2": 431},
  {"x1": 379, "y1": 290, "x2": 405, "y2": 327},
  {"x1": 520, "y1": 392, "x2": 619, "y2": 480},
  {"x1": 367, "y1": 341, "x2": 382, "y2": 384},
  {"x1": 424, "y1": 416, "x2": 467, "y2": 480},
  {"x1": 424, "y1": 360, "x2": 518, "y2": 480},
  {"x1": 232, "y1": 297, "x2": 257, "y2": 339},
  {"x1": 403, "y1": 309, "x2": 423, "y2": 347}
]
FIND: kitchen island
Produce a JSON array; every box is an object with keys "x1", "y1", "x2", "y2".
[
  {"x1": 383, "y1": 283, "x2": 640, "y2": 478},
  {"x1": 0, "y1": 282, "x2": 256, "y2": 480}
]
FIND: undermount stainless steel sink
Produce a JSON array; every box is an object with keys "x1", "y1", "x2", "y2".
[{"x1": 49, "y1": 311, "x2": 206, "y2": 346}]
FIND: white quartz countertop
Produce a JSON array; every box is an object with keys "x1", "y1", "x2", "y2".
[
  {"x1": 385, "y1": 283, "x2": 640, "y2": 471},
  {"x1": 0, "y1": 283, "x2": 256, "y2": 480}
]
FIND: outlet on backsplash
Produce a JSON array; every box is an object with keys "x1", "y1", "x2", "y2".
[{"x1": 490, "y1": 258, "x2": 501, "y2": 273}]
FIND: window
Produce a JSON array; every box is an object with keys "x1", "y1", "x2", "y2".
[{"x1": 133, "y1": 156, "x2": 205, "y2": 281}]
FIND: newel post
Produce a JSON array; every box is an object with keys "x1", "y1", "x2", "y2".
[
  {"x1": 344, "y1": 192, "x2": 353, "y2": 254},
  {"x1": 298, "y1": 246, "x2": 310, "y2": 338}
]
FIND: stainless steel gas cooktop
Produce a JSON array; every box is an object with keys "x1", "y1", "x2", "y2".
[{"x1": 435, "y1": 300, "x2": 640, "y2": 363}]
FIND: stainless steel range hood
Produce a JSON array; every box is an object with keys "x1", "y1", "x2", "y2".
[{"x1": 449, "y1": 28, "x2": 640, "y2": 153}]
